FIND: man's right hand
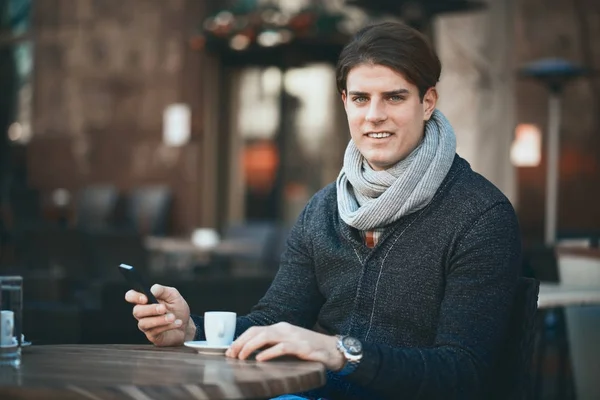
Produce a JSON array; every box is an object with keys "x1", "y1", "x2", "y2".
[{"x1": 125, "y1": 284, "x2": 196, "y2": 347}]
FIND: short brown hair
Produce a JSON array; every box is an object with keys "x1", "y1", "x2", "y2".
[{"x1": 336, "y1": 22, "x2": 441, "y2": 101}]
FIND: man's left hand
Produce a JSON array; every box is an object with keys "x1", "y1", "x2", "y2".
[{"x1": 225, "y1": 322, "x2": 345, "y2": 371}]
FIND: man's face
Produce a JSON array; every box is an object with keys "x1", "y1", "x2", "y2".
[{"x1": 342, "y1": 64, "x2": 437, "y2": 171}]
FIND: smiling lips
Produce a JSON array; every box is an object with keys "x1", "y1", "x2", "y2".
[{"x1": 365, "y1": 132, "x2": 393, "y2": 139}]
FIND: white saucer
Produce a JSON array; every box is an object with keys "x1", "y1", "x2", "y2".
[
  {"x1": 184, "y1": 341, "x2": 230, "y2": 355},
  {"x1": 0, "y1": 338, "x2": 18, "y2": 348},
  {"x1": 0, "y1": 335, "x2": 31, "y2": 348}
]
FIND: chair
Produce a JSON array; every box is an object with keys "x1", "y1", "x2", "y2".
[
  {"x1": 522, "y1": 245, "x2": 559, "y2": 282},
  {"x1": 490, "y1": 276, "x2": 540, "y2": 400},
  {"x1": 209, "y1": 222, "x2": 281, "y2": 274},
  {"x1": 525, "y1": 245, "x2": 573, "y2": 399},
  {"x1": 74, "y1": 185, "x2": 118, "y2": 231},
  {"x1": 125, "y1": 186, "x2": 172, "y2": 236}
]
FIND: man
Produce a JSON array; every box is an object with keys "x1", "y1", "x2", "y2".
[{"x1": 126, "y1": 21, "x2": 520, "y2": 399}]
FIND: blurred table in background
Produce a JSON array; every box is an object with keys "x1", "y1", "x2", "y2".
[
  {"x1": 538, "y1": 283, "x2": 600, "y2": 309},
  {"x1": 145, "y1": 236, "x2": 262, "y2": 256},
  {"x1": 144, "y1": 236, "x2": 266, "y2": 276}
]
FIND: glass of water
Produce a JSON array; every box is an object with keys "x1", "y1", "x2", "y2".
[{"x1": 0, "y1": 276, "x2": 23, "y2": 368}]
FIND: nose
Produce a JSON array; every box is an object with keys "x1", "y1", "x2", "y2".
[{"x1": 365, "y1": 100, "x2": 387, "y2": 124}]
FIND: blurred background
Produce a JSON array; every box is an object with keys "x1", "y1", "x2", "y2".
[{"x1": 0, "y1": 0, "x2": 598, "y2": 398}]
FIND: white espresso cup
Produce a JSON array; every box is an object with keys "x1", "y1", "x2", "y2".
[
  {"x1": 204, "y1": 311, "x2": 236, "y2": 346},
  {"x1": 1, "y1": 310, "x2": 15, "y2": 346}
]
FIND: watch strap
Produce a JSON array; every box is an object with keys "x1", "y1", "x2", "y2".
[{"x1": 335, "y1": 335, "x2": 362, "y2": 376}]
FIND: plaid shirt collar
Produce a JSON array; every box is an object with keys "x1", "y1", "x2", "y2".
[{"x1": 360, "y1": 228, "x2": 386, "y2": 248}]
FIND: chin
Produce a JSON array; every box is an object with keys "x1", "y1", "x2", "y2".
[{"x1": 366, "y1": 158, "x2": 395, "y2": 171}]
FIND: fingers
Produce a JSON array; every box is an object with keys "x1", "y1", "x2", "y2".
[
  {"x1": 226, "y1": 326, "x2": 261, "y2": 359},
  {"x1": 225, "y1": 323, "x2": 337, "y2": 367},
  {"x1": 132, "y1": 303, "x2": 167, "y2": 320},
  {"x1": 238, "y1": 330, "x2": 277, "y2": 360},
  {"x1": 150, "y1": 284, "x2": 181, "y2": 303},
  {"x1": 125, "y1": 290, "x2": 148, "y2": 305},
  {"x1": 144, "y1": 320, "x2": 184, "y2": 339},
  {"x1": 127, "y1": 285, "x2": 182, "y2": 305},
  {"x1": 255, "y1": 342, "x2": 302, "y2": 362},
  {"x1": 137, "y1": 313, "x2": 181, "y2": 332},
  {"x1": 228, "y1": 331, "x2": 309, "y2": 362},
  {"x1": 126, "y1": 284, "x2": 189, "y2": 348},
  {"x1": 228, "y1": 322, "x2": 292, "y2": 360}
]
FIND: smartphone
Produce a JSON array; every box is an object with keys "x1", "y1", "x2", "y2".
[{"x1": 118, "y1": 263, "x2": 159, "y2": 304}]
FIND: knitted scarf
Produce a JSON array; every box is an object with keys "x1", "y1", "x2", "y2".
[{"x1": 336, "y1": 109, "x2": 457, "y2": 231}]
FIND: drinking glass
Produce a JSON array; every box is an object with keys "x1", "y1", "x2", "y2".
[{"x1": 0, "y1": 276, "x2": 23, "y2": 368}]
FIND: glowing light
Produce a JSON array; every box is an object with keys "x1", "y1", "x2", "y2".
[
  {"x1": 52, "y1": 188, "x2": 71, "y2": 207},
  {"x1": 203, "y1": 19, "x2": 217, "y2": 31},
  {"x1": 214, "y1": 11, "x2": 235, "y2": 26},
  {"x1": 7, "y1": 122, "x2": 22, "y2": 141},
  {"x1": 163, "y1": 104, "x2": 191, "y2": 147},
  {"x1": 261, "y1": 67, "x2": 282, "y2": 94},
  {"x1": 511, "y1": 124, "x2": 542, "y2": 167},
  {"x1": 257, "y1": 30, "x2": 281, "y2": 47},
  {"x1": 230, "y1": 34, "x2": 251, "y2": 51}
]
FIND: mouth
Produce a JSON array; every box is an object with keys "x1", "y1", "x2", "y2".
[{"x1": 364, "y1": 132, "x2": 393, "y2": 139}]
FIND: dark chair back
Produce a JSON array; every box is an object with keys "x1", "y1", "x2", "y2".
[
  {"x1": 221, "y1": 222, "x2": 277, "y2": 259},
  {"x1": 211, "y1": 222, "x2": 282, "y2": 273},
  {"x1": 490, "y1": 276, "x2": 540, "y2": 399},
  {"x1": 125, "y1": 186, "x2": 172, "y2": 236},
  {"x1": 75, "y1": 185, "x2": 118, "y2": 231},
  {"x1": 522, "y1": 245, "x2": 559, "y2": 282}
]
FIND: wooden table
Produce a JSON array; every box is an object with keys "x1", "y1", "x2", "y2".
[
  {"x1": 0, "y1": 344, "x2": 326, "y2": 399},
  {"x1": 538, "y1": 283, "x2": 600, "y2": 309}
]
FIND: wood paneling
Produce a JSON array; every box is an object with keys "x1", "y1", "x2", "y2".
[{"x1": 28, "y1": 0, "x2": 207, "y2": 234}]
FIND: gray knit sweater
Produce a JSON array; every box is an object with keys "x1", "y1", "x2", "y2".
[{"x1": 191, "y1": 155, "x2": 521, "y2": 400}]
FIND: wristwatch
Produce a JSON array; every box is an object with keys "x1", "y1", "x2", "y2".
[{"x1": 335, "y1": 335, "x2": 363, "y2": 376}]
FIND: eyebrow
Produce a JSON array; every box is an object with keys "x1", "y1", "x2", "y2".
[{"x1": 348, "y1": 89, "x2": 410, "y2": 96}]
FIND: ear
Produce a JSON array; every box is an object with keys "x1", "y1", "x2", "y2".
[
  {"x1": 423, "y1": 87, "x2": 438, "y2": 121},
  {"x1": 341, "y1": 90, "x2": 349, "y2": 112}
]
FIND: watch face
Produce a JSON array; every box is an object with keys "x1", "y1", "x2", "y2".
[{"x1": 343, "y1": 336, "x2": 362, "y2": 355}]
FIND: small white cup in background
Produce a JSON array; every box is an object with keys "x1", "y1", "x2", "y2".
[
  {"x1": 1, "y1": 310, "x2": 15, "y2": 346},
  {"x1": 191, "y1": 228, "x2": 220, "y2": 249},
  {"x1": 204, "y1": 311, "x2": 236, "y2": 346}
]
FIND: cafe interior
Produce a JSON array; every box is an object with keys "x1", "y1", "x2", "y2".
[{"x1": 0, "y1": 0, "x2": 599, "y2": 398}]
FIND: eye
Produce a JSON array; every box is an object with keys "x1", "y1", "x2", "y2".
[
  {"x1": 352, "y1": 96, "x2": 368, "y2": 104},
  {"x1": 388, "y1": 95, "x2": 405, "y2": 102}
]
